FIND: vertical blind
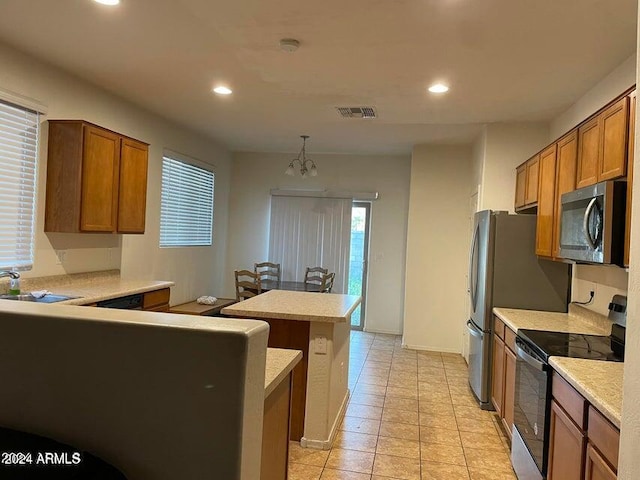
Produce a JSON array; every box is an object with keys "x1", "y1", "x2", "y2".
[
  {"x1": 0, "y1": 100, "x2": 39, "y2": 270},
  {"x1": 268, "y1": 195, "x2": 352, "y2": 293},
  {"x1": 160, "y1": 155, "x2": 215, "y2": 247}
]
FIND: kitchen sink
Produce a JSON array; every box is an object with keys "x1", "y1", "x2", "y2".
[{"x1": 0, "y1": 294, "x2": 79, "y2": 303}]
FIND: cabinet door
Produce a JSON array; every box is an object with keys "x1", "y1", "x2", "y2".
[
  {"x1": 515, "y1": 163, "x2": 527, "y2": 209},
  {"x1": 599, "y1": 96, "x2": 629, "y2": 181},
  {"x1": 536, "y1": 145, "x2": 557, "y2": 257},
  {"x1": 577, "y1": 117, "x2": 601, "y2": 189},
  {"x1": 491, "y1": 334, "x2": 504, "y2": 417},
  {"x1": 625, "y1": 92, "x2": 635, "y2": 267},
  {"x1": 585, "y1": 443, "x2": 616, "y2": 480},
  {"x1": 502, "y1": 346, "x2": 516, "y2": 439},
  {"x1": 547, "y1": 400, "x2": 585, "y2": 480},
  {"x1": 117, "y1": 138, "x2": 148, "y2": 233},
  {"x1": 525, "y1": 156, "x2": 540, "y2": 205},
  {"x1": 80, "y1": 125, "x2": 120, "y2": 232},
  {"x1": 553, "y1": 131, "x2": 578, "y2": 258}
]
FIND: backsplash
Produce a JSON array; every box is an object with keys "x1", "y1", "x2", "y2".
[{"x1": 571, "y1": 264, "x2": 628, "y2": 316}]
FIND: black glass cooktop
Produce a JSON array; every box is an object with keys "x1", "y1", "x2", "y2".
[{"x1": 517, "y1": 329, "x2": 624, "y2": 363}]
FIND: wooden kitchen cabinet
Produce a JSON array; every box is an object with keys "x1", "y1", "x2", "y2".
[
  {"x1": 45, "y1": 120, "x2": 149, "y2": 234},
  {"x1": 536, "y1": 144, "x2": 557, "y2": 257},
  {"x1": 491, "y1": 316, "x2": 516, "y2": 439},
  {"x1": 576, "y1": 97, "x2": 629, "y2": 189},
  {"x1": 553, "y1": 131, "x2": 578, "y2": 258},
  {"x1": 491, "y1": 331, "x2": 504, "y2": 418},
  {"x1": 585, "y1": 444, "x2": 617, "y2": 480},
  {"x1": 515, "y1": 155, "x2": 540, "y2": 211},
  {"x1": 625, "y1": 91, "x2": 636, "y2": 267},
  {"x1": 548, "y1": 399, "x2": 586, "y2": 480},
  {"x1": 143, "y1": 288, "x2": 171, "y2": 312}
]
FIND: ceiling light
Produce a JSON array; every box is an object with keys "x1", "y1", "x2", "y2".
[
  {"x1": 428, "y1": 83, "x2": 449, "y2": 94},
  {"x1": 94, "y1": 0, "x2": 120, "y2": 5},
  {"x1": 213, "y1": 86, "x2": 232, "y2": 95},
  {"x1": 285, "y1": 135, "x2": 318, "y2": 178},
  {"x1": 280, "y1": 39, "x2": 300, "y2": 53}
]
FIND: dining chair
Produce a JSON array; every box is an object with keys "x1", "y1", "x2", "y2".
[
  {"x1": 254, "y1": 262, "x2": 281, "y2": 283},
  {"x1": 320, "y1": 272, "x2": 336, "y2": 293},
  {"x1": 304, "y1": 267, "x2": 328, "y2": 287},
  {"x1": 234, "y1": 270, "x2": 262, "y2": 301}
]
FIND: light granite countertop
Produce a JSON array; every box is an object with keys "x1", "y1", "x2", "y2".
[
  {"x1": 493, "y1": 304, "x2": 612, "y2": 335},
  {"x1": 1, "y1": 270, "x2": 174, "y2": 306},
  {"x1": 265, "y1": 348, "x2": 302, "y2": 398},
  {"x1": 549, "y1": 357, "x2": 623, "y2": 428},
  {"x1": 222, "y1": 290, "x2": 362, "y2": 323}
]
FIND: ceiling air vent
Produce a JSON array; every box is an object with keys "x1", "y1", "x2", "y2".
[{"x1": 336, "y1": 106, "x2": 377, "y2": 119}]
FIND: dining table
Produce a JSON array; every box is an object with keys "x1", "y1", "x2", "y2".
[{"x1": 260, "y1": 280, "x2": 322, "y2": 293}]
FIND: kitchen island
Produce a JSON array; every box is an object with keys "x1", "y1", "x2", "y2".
[{"x1": 222, "y1": 290, "x2": 361, "y2": 449}]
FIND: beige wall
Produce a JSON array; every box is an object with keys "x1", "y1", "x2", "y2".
[
  {"x1": 618, "y1": 16, "x2": 640, "y2": 476},
  {"x1": 549, "y1": 54, "x2": 636, "y2": 315},
  {"x1": 227, "y1": 152, "x2": 410, "y2": 335},
  {"x1": 0, "y1": 43, "x2": 232, "y2": 305},
  {"x1": 475, "y1": 123, "x2": 549, "y2": 213},
  {"x1": 403, "y1": 145, "x2": 472, "y2": 352}
]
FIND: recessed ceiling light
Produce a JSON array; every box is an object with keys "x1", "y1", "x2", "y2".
[
  {"x1": 213, "y1": 86, "x2": 232, "y2": 95},
  {"x1": 94, "y1": 0, "x2": 120, "y2": 5},
  {"x1": 428, "y1": 83, "x2": 449, "y2": 94}
]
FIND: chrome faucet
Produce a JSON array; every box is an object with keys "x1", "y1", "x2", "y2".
[{"x1": 0, "y1": 271, "x2": 19, "y2": 279}]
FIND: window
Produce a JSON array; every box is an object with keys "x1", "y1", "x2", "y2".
[
  {"x1": 160, "y1": 154, "x2": 215, "y2": 247},
  {"x1": 0, "y1": 99, "x2": 39, "y2": 270}
]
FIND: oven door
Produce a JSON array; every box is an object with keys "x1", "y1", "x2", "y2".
[{"x1": 513, "y1": 337, "x2": 551, "y2": 478}]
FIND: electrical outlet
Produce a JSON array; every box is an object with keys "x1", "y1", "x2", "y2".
[
  {"x1": 315, "y1": 336, "x2": 327, "y2": 355},
  {"x1": 55, "y1": 250, "x2": 66, "y2": 265}
]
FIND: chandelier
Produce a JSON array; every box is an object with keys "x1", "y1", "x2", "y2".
[{"x1": 285, "y1": 135, "x2": 318, "y2": 178}]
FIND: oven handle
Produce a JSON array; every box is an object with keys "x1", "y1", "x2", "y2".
[
  {"x1": 583, "y1": 197, "x2": 598, "y2": 249},
  {"x1": 515, "y1": 343, "x2": 546, "y2": 371}
]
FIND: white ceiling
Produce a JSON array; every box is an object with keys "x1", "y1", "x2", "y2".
[{"x1": 0, "y1": 0, "x2": 636, "y2": 154}]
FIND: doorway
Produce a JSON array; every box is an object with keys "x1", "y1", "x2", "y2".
[{"x1": 349, "y1": 202, "x2": 370, "y2": 330}]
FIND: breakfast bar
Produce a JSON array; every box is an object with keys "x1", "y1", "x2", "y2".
[{"x1": 222, "y1": 290, "x2": 361, "y2": 449}]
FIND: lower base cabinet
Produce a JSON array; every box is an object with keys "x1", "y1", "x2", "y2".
[
  {"x1": 261, "y1": 373, "x2": 293, "y2": 480},
  {"x1": 491, "y1": 316, "x2": 516, "y2": 439},
  {"x1": 585, "y1": 443, "x2": 617, "y2": 480},
  {"x1": 548, "y1": 400, "x2": 586, "y2": 480}
]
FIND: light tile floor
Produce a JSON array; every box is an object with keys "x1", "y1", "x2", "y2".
[{"x1": 288, "y1": 331, "x2": 517, "y2": 480}]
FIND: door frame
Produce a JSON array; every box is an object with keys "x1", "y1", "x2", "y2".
[{"x1": 350, "y1": 201, "x2": 371, "y2": 331}]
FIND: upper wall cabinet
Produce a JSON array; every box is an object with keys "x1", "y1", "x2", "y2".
[
  {"x1": 45, "y1": 121, "x2": 149, "y2": 234},
  {"x1": 535, "y1": 144, "x2": 558, "y2": 257},
  {"x1": 515, "y1": 155, "x2": 540, "y2": 211},
  {"x1": 624, "y1": 92, "x2": 636, "y2": 267},
  {"x1": 577, "y1": 96, "x2": 629, "y2": 188}
]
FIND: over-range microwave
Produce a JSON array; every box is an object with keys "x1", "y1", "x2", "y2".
[{"x1": 559, "y1": 180, "x2": 626, "y2": 265}]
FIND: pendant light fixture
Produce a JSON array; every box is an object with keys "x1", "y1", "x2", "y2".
[{"x1": 285, "y1": 135, "x2": 318, "y2": 178}]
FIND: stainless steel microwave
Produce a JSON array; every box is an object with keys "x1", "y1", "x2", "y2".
[{"x1": 559, "y1": 181, "x2": 626, "y2": 265}]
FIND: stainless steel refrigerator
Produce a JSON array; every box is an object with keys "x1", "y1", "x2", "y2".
[{"x1": 466, "y1": 210, "x2": 570, "y2": 409}]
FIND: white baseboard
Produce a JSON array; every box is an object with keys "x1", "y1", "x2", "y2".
[
  {"x1": 300, "y1": 390, "x2": 350, "y2": 450},
  {"x1": 362, "y1": 327, "x2": 402, "y2": 335}
]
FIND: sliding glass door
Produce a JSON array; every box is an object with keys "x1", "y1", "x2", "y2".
[{"x1": 349, "y1": 202, "x2": 370, "y2": 330}]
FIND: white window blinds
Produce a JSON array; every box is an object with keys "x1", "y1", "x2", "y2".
[
  {"x1": 0, "y1": 100, "x2": 39, "y2": 270},
  {"x1": 160, "y1": 155, "x2": 214, "y2": 247}
]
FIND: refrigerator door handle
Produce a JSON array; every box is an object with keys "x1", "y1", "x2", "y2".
[
  {"x1": 515, "y1": 344, "x2": 546, "y2": 372},
  {"x1": 469, "y1": 225, "x2": 479, "y2": 309},
  {"x1": 466, "y1": 319, "x2": 483, "y2": 339}
]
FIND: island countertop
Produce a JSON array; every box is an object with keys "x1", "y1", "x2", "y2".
[
  {"x1": 221, "y1": 290, "x2": 362, "y2": 323},
  {"x1": 265, "y1": 348, "x2": 302, "y2": 398}
]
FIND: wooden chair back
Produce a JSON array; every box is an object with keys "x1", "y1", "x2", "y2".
[
  {"x1": 320, "y1": 272, "x2": 336, "y2": 293},
  {"x1": 254, "y1": 262, "x2": 281, "y2": 282},
  {"x1": 234, "y1": 270, "x2": 262, "y2": 301},
  {"x1": 304, "y1": 267, "x2": 328, "y2": 286}
]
